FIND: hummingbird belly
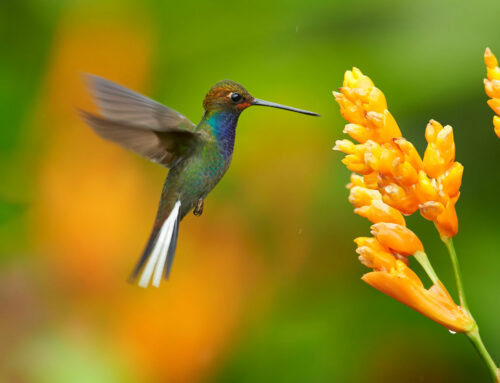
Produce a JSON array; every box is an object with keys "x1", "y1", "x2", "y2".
[{"x1": 167, "y1": 144, "x2": 231, "y2": 218}]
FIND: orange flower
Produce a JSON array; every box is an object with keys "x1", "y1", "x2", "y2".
[
  {"x1": 332, "y1": 65, "x2": 500, "y2": 375},
  {"x1": 438, "y1": 162, "x2": 463, "y2": 199},
  {"x1": 434, "y1": 195, "x2": 459, "y2": 239},
  {"x1": 419, "y1": 201, "x2": 445, "y2": 221},
  {"x1": 333, "y1": 139, "x2": 372, "y2": 174},
  {"x1": 333, "y1": 67, "x2": 401, "y2": 144},
  {"x1": 355, "y1": 237, "x2": 398, "y2": 271},
  {"x1": 378, "y1": 180, "x2": 420, "y2": 215},
  {"x1": 418, "y1": 120, "x2": 462, "y2": 238},
  {"x1": 348, "y1": 185, "x2": 406, "y2": 225},
  {"x1": 354, "y1": 237, "x2": 474, "y2": 333},
  {"x1": 414, "y1": 171, "x2": 439, "y2": 203},
  {"x1": 484, "y1": 48, "x2": 500, "y2": 138},
  {"x1": 362, "y1": 265, "x2": 474, "y2": 333},
  {"x1": 348, "y1": 186, "x2": 382, "y2": 208},
  {"x1": 334, "y1": 68, "x2": 463, "y2": 238},
  {"x1": 355, "y1": 200, "x2": 406, "y2": 226},
  {"x1": 423, "y1": 120, "x2": 455, "y2": 178},
  {"x1": 333, "y1": 67, "x2": 468, "y2": 333},
  {"x1": 370, "y1": 222, "x2": 423, "y2": 256}
]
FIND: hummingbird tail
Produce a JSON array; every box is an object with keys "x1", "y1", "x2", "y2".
[{"x1": 132, "y1": 200, "x2": 181, "y2": 288}]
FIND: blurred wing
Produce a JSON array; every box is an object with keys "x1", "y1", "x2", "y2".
[
  {"x1": 81, "y1": 74, "x2": 201, "y2": 167},
  {"x1": 85, "y1": 74, "x2": 196, "y2": 131},
  {"x1": 79, "y1": 111, "x2": 201, "y2": 167}
]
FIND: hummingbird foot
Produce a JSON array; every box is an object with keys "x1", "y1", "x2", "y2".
[{"x1": 193, "y1": 199, "x2": 204, "y2": 216}]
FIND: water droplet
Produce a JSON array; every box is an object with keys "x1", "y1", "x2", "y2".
[{"x1": 449, "y1": 330, "x2": 456, "y2": 334}]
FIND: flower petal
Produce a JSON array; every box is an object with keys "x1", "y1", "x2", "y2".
[{"x1": 362, "y1": 270, "x2": 474, "y2": 333}]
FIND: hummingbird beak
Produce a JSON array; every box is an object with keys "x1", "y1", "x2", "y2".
[{"x1": 251, "y1": 98, "x2": 320, "y2": 116}]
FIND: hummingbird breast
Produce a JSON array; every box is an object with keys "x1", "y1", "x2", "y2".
[
  {"x1": 162, "y1": 140, "x2": 230, "y2": 218},
  {"x1": 161, "y1": 109, "x2": 240, "y2": 218}
]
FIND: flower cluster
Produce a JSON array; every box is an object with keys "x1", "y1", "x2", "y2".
[
  {"x1": 333, "y1": 68, "x2": 474, "y2": 332},
  {"x1": 484, "y1": 47, "x2": 500, "y2": 138},
  {"x1": 334, "y1": 68, "x2": 463, "y2": 239}
]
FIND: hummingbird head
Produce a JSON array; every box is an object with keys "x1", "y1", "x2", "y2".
[
  {"x1": 203, "y1": 80, "x2": 253, "y2": 113},
  {"x1": 203, "y1": 80, "x2": 320, "y2": 116}
]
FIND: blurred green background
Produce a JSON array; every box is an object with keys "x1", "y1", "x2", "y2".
[{"x1": 1, "y1": 0, "x2": 500, "y2": 382}]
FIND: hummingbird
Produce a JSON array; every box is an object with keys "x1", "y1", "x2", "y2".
[{"x1": 80, "y1": 75, "x2": 319, "y2": 288}]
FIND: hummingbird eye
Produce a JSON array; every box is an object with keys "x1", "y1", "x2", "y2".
[{"x1": 230, "y1": 92, "x2": 242, "y2": 102}]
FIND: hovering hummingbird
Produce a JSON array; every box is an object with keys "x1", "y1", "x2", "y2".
[{"x1": 80, "y1": 76, "x2": 319, "y2": 288}]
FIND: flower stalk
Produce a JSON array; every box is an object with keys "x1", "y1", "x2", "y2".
[
  {"x1": 333, "y1": 63, "x2": 499, "y2": 381},
  {"x1": 442, "y1": 237, "x2": 468, "y2": 311},
  {"x1": 442, "y1": 236, "x2": 499, "y2": 381},
  {"x1": 413, "y1": 251, "x2": 438, "y2": 285},
  {"x1": 466, "y1": 328, "x2": 499, "y2": 383}
]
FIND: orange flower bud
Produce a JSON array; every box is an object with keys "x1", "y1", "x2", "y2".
[
  {"x1": 363, "y1": 172, "x2": 379, "y2": 189},
  {"x1": 338, "y1": 86, "x2": 365, "y2": 103},
  {"x1": 363, "y1": 140, "x2": 383, "y2": 171},
  {"x1": 333, "y1": 91, "x2": 366, "y2": 125},
  {"x1": 424, "y1": 123, "x2": 455, "y2": 178},
  {"x1": 380, "y1": 110, "x2": 402, "y2": 140},
  {"x1": 413, "y1": 171, "x2": 438, "y2": 203},
  {"x1": 354, "y1": 236, "x2": 381, "y2": 248},
  {"x1": 355, "y1": 237, "x2": 397, "y2": 271},
  {"x1": 426, "y1": 119, "x2": 442, "y2": 141},
  {"x1": 334, "y1": 140, "x2": 369, "y2": 174},
  {"x1": 392, "y1": 159, "x2": 419, "y2": 187},
  {"x1": 439, "y1": 162, "x2": 463, "y2": 198},
  {"x1": 435, "y1": 196, "x2": 459, "y2": 239},
  {"x1": 344, "y1": 124, "x2": 373, "y2": 143},
  {"x1": 423, "y1": 145, "x2": 443, "y2": 178},
  {"x1": 343, "y1": 67, "x2": 375, "y2": 89},
  {"x1": 349, "y1": 186, "x2": 381, "y2": 207},
  {"x1": 487, "y1": 66, "x2": 500, "y2": 81},
  {"x1": 347, "y1": 173, "x2": 366, "y2": 189},
  {"x1": 343, "y1": 71, "x2": 356, "y2": 88},
  {"x1": 419, "y1": 201, "x2": 445, "y2": 221},
  {"x1": 365, "y1": 110, "x2": 402, "y2": 143},
  {"x1": 435, "y1": 125, "x2": 455, "y2": 159},
  {"x1": 485, "y1": 47, "x2": 498, "y2": 68},
  {"x1": 362, "y1": 266, "x2": 474, "y2": 333},
  {"x1": 484, "y1": 79, "x2": 500, "y2": 99},
  {"x1": 355, "y1": 200, "x2": 406, "y2": 226},
  {"x1": 494, "y1": 116, "x2": 500, "y2": 138},
  {"x1": 366, "y1": 87, "x2": 387, "y2": 113},
  {"x1": 342, "y1": 155, "x2": 371, "y2": 174},
  {"x1": 370, "y1": 222, "x2": 423, "y2": 255},
  {"x1": 333, "y1": 139, "x2": 356, "y2": 154},
  {"x1": 377, "y1": 144, "x2": 400, "y2": 175},
  {"x1": 393, "y1": 137, "x2": 424, "y2": 172},
  {"x1": 380, "y1": 183, "x2": 419, "y2": 215},
  {"x1": 487, "y1": 98, "x2": 500, "y2": 115},
  {"x1": 353, "y1": 67, "x2": 375, "y2": 88},
  {"x1": 366, "y1": 111, "x2": 384, "y2": 130}
]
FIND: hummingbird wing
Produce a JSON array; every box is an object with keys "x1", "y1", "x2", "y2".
[
  {"x1": 79, "y1": 111, "x2": 201, "y2": 167},
  {"x1": 85, "y1": 74, "x2": 196, "y2": 131},
  {"x1": 81, "y1": 75, "x2": 201, "y2": 167}
]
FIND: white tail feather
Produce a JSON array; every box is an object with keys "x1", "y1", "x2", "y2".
[{"x1": 138, "y1": 200, "x2": 181, "y2": 288}]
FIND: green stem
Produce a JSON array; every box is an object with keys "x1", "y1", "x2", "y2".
[
  {"x1": 442, "y1": 237, "x2": 499, "y2": 381},
  {"x1": 466, "y1": 328, "x2": 499, "y2": 382},
  {"x1": 442, "y1": 237, "x2": 469, "y2": 311},
  {"x1": 414, "y1": 250, "x2": 439, "y2": 284}
]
